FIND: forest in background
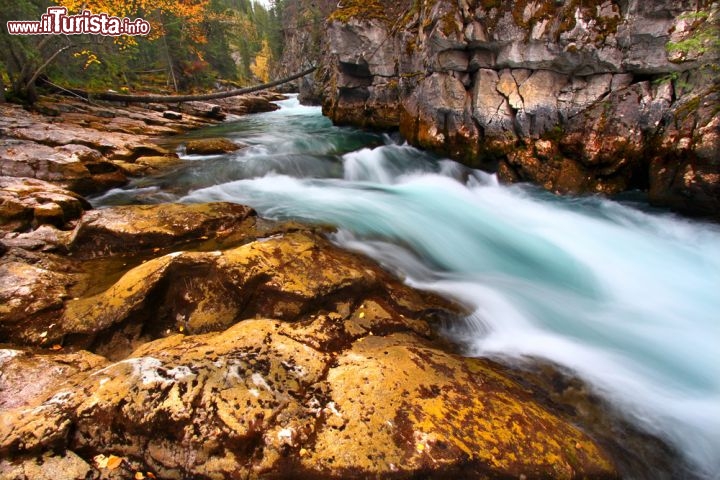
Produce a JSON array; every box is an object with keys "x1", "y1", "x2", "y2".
[{"x1": 0, "y1": 0, "x2": 322, "y2": 102}]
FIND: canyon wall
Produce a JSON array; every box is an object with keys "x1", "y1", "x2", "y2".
[{"x1": 315, "y1": 0, "x2": 720, "y2": 217}]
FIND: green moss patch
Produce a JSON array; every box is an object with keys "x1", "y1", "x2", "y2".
[{"x1": 329, "y1": 0, "x2": 390, "y2": 23}]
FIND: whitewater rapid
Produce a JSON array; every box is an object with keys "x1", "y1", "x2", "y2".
[{"x1": 96, "y1": 95, "x2": 720, "y2": 479}]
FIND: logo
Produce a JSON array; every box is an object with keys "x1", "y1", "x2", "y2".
[{"x1": 6, "y1": 7, "x2": 151, "y2": 36}]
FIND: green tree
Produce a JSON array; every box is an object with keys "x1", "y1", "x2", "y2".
[
  {"x1": 1, "y1": 0, "x2": 211, "y2": 102},
  {"x1": 1, "y1": 0, "x2": 288, "y2": 102}
]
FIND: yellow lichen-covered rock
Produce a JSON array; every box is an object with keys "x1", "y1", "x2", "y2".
[
  {"x1": 133, "y1": 155, "x2": 183, "y2": 171},
  {"x1": 308, "y1": 333, "x2": 617, "y2": 478},
  {"x1": 0, "y1": 450, "x2": 94, "y2": 480},
  {"x1": 61, "y1": 254, "x2": 177, "y2": 336},
  {"x1": 55, "y1": 231, "x2": 456, "y2": 359},
  {"x1": 71, "y1": 319, "x2": 330, "y2": 479},
  {"x1": 0, "y1": 348, "x2": 108, "y2": 454},
  {"x1": 0, "y1": 261, "x2": 73, "y2": 344},
  {"x1": 0, "y1": 225, "x2": 618, "y2": 479},
  {"x1": 0, "y1": 323, "x2": 618, "y2": 479}
]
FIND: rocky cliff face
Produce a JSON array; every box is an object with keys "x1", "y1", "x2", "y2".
[
  {"x1": 275, "y1": 0, "x2": 337, "y2": 104},
  {"x1": 317, "y1": 0, "x2": 720, "y2": 218}
]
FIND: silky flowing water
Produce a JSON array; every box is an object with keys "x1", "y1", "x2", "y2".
[{"x1": 95, "y1": 95, "x2": 720, "y2": 479}]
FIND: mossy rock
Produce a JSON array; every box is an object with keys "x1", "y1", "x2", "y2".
[{"x1": 329, "y1": 0, "x2": 390, "y2": 23}]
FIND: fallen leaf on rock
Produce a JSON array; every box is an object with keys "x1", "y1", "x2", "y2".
[
  {"x1": 49, "y1": 344, "x2": 63, "y2": 351},
  {"x1": 135, "y1": 472, "x2": 145, "y2": 479},
  {"x1": 106, "y1": 454, "x2": 123, "y2": 470}
]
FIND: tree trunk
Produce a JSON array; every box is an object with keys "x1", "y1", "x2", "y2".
[
  {"x1": 75, "y1": 67, "x2": 316, "y2": 104},
  {"x1": 24, "y1": 45, "x2": 72, "y2": 94}
]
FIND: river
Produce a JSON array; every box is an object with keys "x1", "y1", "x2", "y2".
[{"x1": 94, "y1": 95, "x2": 720, "y2": 479}]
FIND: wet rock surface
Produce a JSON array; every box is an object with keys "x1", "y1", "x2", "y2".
[
  {"x1": 318, "y1": 0, "x2": 720, "y2": 219},
  {"x1": 211, "y1": 91, "x2": 285, "y2": 116}
]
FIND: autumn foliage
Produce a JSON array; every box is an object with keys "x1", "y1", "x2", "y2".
[
  {"x1": 64, "y1": 0, "x2": 209, "y2": 40},
  {"x1": 0, "y1": 0, "x2": 285, "y2": 102}
]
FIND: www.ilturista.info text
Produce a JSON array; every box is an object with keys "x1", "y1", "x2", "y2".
[{"x1": 6, "y1": 7, "x2": 150, "y2": 36}]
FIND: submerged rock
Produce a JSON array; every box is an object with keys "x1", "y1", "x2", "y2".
[{"x1": 185, "y1": 137, "x2": 246, "y2": 155}]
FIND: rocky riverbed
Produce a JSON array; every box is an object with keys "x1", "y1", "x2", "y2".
[{"x1": 0, "y1": 93, "x2": 689, "y2": 479}]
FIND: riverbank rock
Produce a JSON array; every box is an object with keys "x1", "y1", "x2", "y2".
[
  {"x1": 0, "y1": 260, "x2": 74, "y2": 344},
  {"x1": 58, "y1": 229, "x2": 455, "y2": 359},
  {"x1": 212, "y1": 92, "x2": 284, "y2": 116},
  {"x1": 132, "y1": 154, "x2": 184, "y2": 173},
  {"x1": 0, "y1": 138, "x2": 126, "y2": 194},
  {"x1": 180, "y1": 101, "x2": 226, "y2": 120},
  {"x1": 317, "y1": 0, "x2": 720, "y2": 219},
  {"x1": 68, "y1": 202, "x2": 256, "y2": 259},
  {"x1": 0, "y1": 202, "x2": 254, "y2": 344},
  {"x1": 0, "y1": 176, "x2": 89, "y2": 232},
  {"x1": 0, "y1": 451, "x2": 94, "y2": 480},
  {"x1": 0, "y1": 92, "x2": 281, "y2": 196},
  {"x1": 0, "y1": 195, "x2": 455, "y2": 351}
]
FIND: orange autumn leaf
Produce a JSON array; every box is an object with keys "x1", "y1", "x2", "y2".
[{"x1": 106, "y1": 454, "x2": 123, "y2": 470}]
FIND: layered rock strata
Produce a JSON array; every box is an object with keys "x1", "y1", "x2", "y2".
[{"x1": 0, "y1": 93, "x2": 282, "y2": 197}]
